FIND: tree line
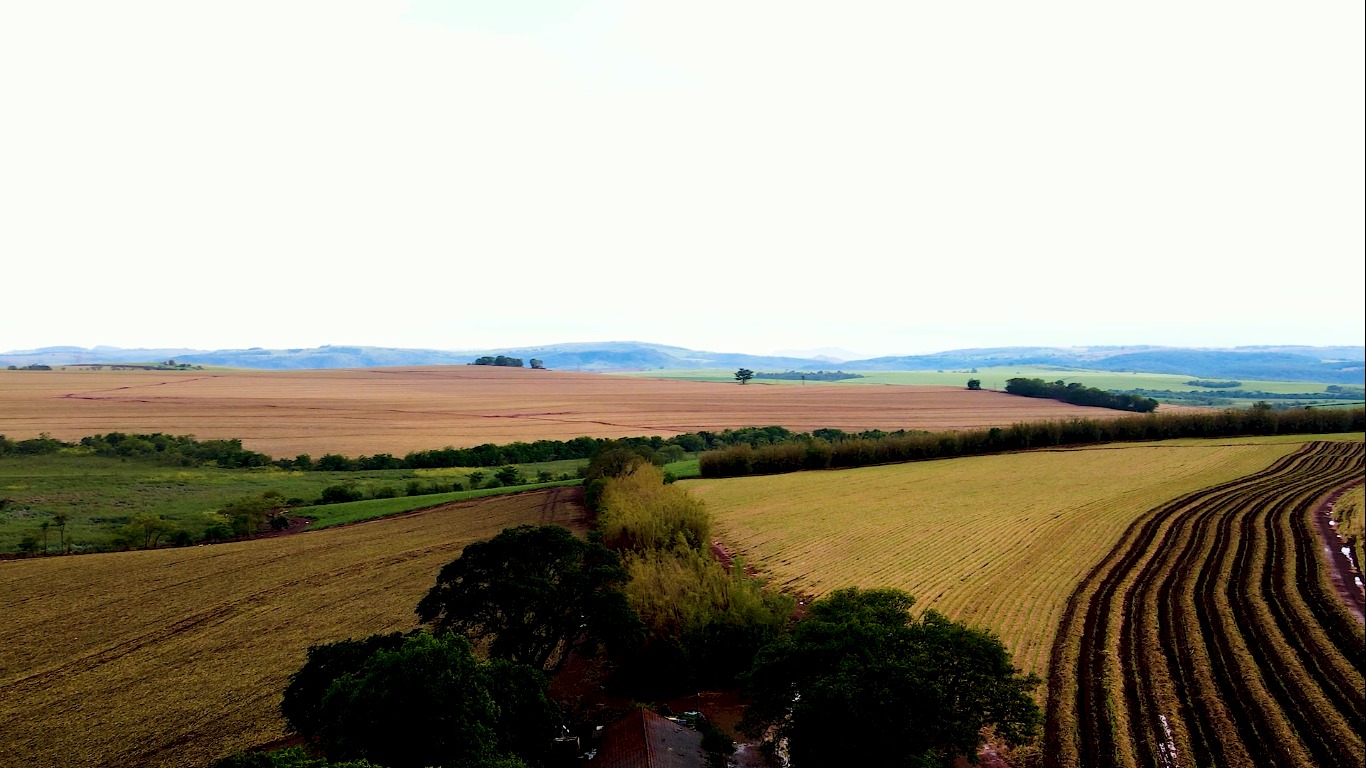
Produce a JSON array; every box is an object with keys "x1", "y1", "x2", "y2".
[
  {"x1": 0, "y1": 432, "x2": 273, "y2": 467},
  {"x1": 470, "y1": 356, "x2": 546, "y2": 369},
  {"x1": 752, "y1": 370, "x2": 864, "y2": 381},
  {"x1": 1120, "y1": 387, "x2": 1366, "y2": 402},
  {"x1": 0, "y1": 426, "x2": 836, "y2": 471},
  {"x1": 1186, "y1": 379, "x2": 1242, "y2": 388},
  {"x1": 699, "y1": 406, "x2": 1366, "y2": 478},
  {"x1": 1004, "y1": 377, "x2": 1159, "y2": 412}
]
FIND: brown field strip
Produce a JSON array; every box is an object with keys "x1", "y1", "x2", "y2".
[
  {"x1": 0, "y1": 487, "x2": 589, "y2": 768},
  {"x1": 1047, "y1": 440, "x2": 1365, "y2": 768},
  {"x1": 1, "y1": 367, "x2": 1140, "y2": 457}
]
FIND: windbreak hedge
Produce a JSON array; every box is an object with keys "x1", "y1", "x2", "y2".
[{"x1": 698, "y1": 407, "x2": 1366, "y2": 478}]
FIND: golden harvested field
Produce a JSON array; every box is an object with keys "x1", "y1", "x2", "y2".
[
  {"x1": 0, "y1": 488, "x2": 588, "y2": 768},
  {"x1": 683, "y1": 433, "x2": 1365, "y2": 678},
  {"x1": 0, "y1": 367, "x2": 1135, "y2": 457}
]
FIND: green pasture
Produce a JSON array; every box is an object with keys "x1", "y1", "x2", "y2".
[
  {"x1": 0, "y1": 455, "x2": 590, "y2": 554},
  {"x1": 664, "y1": 458, "x2": 701, "y2": 479},
  {"x1": 297, "y1": 480, "x2": 584, "y2": 529},
  {"x1": 292, "y1": 457, "x2": 698, "y2": 530},
  {"x1": 613, "y1": 366, "x2": 1350, "y2": 396}
]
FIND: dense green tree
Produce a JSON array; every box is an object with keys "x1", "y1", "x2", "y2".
[
  {"x1": 220, "y1": 493, "x2": 282, "y2": 535},
  {"x1": 742, "y1": 587, "x2": 1041, "y2": 767},
  {"x1": 1004, "y1": 377, "x2": 1157, "y2": 413},
  {"x1": 317, "y1": 633, "x2": 553, "y2": 768},
  {"x1": 315, "y1": 454, "x2": 356, "y2": 471},
  {"x1": 472, "y1": 356, "x2": 524, "y2": 367},
  {"x1": 282, "y1": 633, "x2": 410, "y2": 740},
  {"x1": 735, "y1": 368, "x2": 755, "y2": 384},
  {"x1": 585, "y1": 446, "x2": 658, "y2": 480},
  {"x1": 113, "y1": 514, "x2": 176, "y2": 549},
  {"x1": 317, "y1": 485, "x2": 363, "y2": 505},
  {"x1": 416, "y1": 525, "x2": 640, "y2": 670},
  {"x1": 966, "y1": 378, "x2": 982, "y2": 390}
]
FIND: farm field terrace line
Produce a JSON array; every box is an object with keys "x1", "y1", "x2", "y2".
[
  {"x1": 681, "y1": 433, "x2": 1365, "y2": 679},
  {"x1": 0, "y1": 488, "x2": 589, "y2": 768},
  {"x1": 0, "y1": 366, "x2": 1136, "y2": 458}
]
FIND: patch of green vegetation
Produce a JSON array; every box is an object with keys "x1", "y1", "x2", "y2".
[
  {"x1": 297, "y1": 480, "x2": 583, "y2": 529},
  {"x1": 0, "y1": 455, "x2": 589, "y2": 553},
  {"x1": 663, "y1": 458, "x2": 701, "y2": 479}
]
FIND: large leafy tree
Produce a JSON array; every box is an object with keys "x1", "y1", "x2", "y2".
[
  {"x1": 415, "y1": 524, "x2": 640, "y2": 670},
  {"x1": 281, "y1": 632, "x2": 409, "y2": 740},
  {"x1": 316, "y1": 632, "x2": 554, "y2": 768},
  {"x1": 741, "y1": 587, "x2": 1041, "y2": 767}
]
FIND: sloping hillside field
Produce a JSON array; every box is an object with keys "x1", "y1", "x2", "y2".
[
  {"x1": 0, "y1": 488, "x2": 589, "y2": 768},
  {"x1": 686, "y1": 436, "x2": 1334, "y2": 674},
  {"x1": 685, "y1": 434, "x2": 1365, "y2": 766},
  {"x1": 0, "y1": 367, "x2": 1135, "y2": 457}
]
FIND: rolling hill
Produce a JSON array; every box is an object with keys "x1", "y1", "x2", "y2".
[{"x1": 2, "y1": 342, "x2": 1361, "y2": 383}]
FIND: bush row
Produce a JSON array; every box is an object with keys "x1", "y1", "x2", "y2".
[
  {"x1": 1, "y1": 425, "x2": 844, "y2": 471},
  {"x1": 1005, "y1": 377, "x2": 1159, "y2": 412},
  {"x1": 593, "y1": 458, "x2": 793, "y2": 693},
  {"x1": 699, "y1": 406, "x2": 1366, "y2": 478}
]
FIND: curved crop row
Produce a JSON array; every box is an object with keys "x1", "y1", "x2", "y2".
[{"x1": 1046, "y1": 441, "x2": 1365, "y2": 768}]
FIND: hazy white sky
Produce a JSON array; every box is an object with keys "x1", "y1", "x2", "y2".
[{"x1": 3, "y1": 1, "x2": 1362, "y2": 357}]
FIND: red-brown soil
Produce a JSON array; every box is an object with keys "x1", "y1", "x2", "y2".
[{"x1": 1315, "y1": 480, "x2": 1366, "y2": 623}]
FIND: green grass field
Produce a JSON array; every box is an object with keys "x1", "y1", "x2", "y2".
[
  {"x1": 0, "y1": 455, "x2": 590, "y2": 553},
  {"x1": 617, "y1": 366, "x2": 1362, "y2": 410},
  {"x1": 614, "y1": 366, "x2": 1351, "y2": 395},
  {"x1": 296, "y1": 480, "x2": 583, "y2": 528}
]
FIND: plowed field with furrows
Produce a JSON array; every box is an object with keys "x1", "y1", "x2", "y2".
[
  {"x1": 0, "y1": 488, "x2": 588, "y2": 768},
  {"x1": 684, "y1": 436, "x2": 1360, "y2": 677},
  {"x1": 0, "y1": 367, "x2": 1146, "y2": 457},
  {"x1": 1045, "y1": 440, "x2": 1365, "y2": 768}
]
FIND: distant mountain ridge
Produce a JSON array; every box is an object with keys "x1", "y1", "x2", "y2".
[{"x1": 2, "y1": 342, "x2": 1362, "y2": 383}]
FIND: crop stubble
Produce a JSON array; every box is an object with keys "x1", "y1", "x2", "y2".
[
  {"x1": 683, "y1": 437, "x2": 1335, "y2": 677},
  {"x1": 0, "y1": 488, "x2": 589, "y2": 768},
  {"x1": 0, "y1": 367, "x2": 1140, "y2": 458}
]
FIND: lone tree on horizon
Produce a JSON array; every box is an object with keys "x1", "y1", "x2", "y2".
[{"x1": 735, "y1": 368, "x2": 754, "y2": 385}]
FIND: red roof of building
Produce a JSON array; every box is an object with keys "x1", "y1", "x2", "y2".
[{"x1": 593, "y1": 708, "x2": 707, "y2": 768}]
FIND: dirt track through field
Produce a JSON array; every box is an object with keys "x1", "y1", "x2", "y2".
[
  {"x1": 1, "y1": 367, "x2": 1136, "y2": 457},
  {"x1": 1315, "y1": 483, "x2": 1366, "y2": 623}
]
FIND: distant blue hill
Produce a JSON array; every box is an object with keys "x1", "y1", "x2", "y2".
[{"x1": 2, "y1": 342, "x2": 1361, "y2": 384}]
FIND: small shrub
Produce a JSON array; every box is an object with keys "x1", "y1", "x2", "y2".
[
  {"x1": 203, "y1": 523, "x2": 232, "y2": 542},
  {"x1": 319, "y1": 485, "x2": 364, "y2": 505}
]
